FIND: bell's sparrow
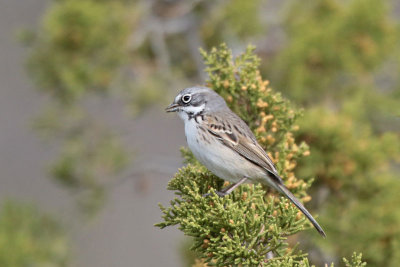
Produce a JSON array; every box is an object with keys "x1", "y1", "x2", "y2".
[{"x1": 166, "y1": 86, "x2": 326, "y2": 237}]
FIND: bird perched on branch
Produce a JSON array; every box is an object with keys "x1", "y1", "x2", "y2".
[{"x1": 166, "y1": 86, "x2": 326, "y2": 237}]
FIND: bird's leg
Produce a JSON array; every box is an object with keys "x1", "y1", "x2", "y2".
[
  {"x1": 222, "y1": 177, "x2": 247, "y2": 195},
  {"x1": 203, "y1": 177, "x2": 248, "y2": 197}
]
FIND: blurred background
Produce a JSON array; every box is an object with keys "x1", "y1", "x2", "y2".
[{"x1": 0, "y1": 0, "x2": 399, "y2": 266}]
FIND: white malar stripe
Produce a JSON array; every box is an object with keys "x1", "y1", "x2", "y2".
[
  {"x1": 184, "y1": 104, "x2": 205, "y2": 115},
  {"x1": 178, "y1": 104, "x2": 205, "y2": 122}
]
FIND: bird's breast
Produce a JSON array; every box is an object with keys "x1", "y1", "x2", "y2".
[{"x1": 184, "y1": 120, "x2": 265, "y2": 183}]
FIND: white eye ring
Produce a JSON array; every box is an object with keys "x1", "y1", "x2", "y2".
[{"x1": 181, "y1": 94, "x2": 192, "y2": 103}]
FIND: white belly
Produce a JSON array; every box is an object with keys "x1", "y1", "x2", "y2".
[{"x1": 184, "y1": 119, "x2": 265, "y2": 183}]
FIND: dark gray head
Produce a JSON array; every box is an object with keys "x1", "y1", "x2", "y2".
[{"x1": 165, "y1": 87, "x2": 228, "y2": 119}]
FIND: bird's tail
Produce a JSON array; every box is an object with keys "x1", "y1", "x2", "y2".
[{"x1": 275, "y1": 183, "x2": 326, "y2": 238}]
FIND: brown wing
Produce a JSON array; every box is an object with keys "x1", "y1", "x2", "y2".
[{"x1": 204, "y1": 111, "x2": 281, "y2": 181}]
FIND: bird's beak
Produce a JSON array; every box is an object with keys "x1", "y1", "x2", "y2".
[{"x1": 165, "y1": 103, "x2": 180, "y2": 113}]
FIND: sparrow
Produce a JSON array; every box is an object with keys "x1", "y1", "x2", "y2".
[{"x1": 166, "y1": 86, "x2": 326, "y2": 237}]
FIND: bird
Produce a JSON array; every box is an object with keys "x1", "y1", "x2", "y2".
[{"x1": 165, "y1": 86, "x2": 326, "y2": 237}]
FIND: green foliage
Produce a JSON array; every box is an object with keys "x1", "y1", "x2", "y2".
[
  {"x1": 27, "y1": 0, "x2": 132, "y2": 103},
  {"x1": 158, "y1": 163, "x2": 310, "y2": 266},
  {"x1": 269, "y1": 0, "x2": 399, "y2": 108},
  {"x1": 343, "y1": 253, "x2": 367, "y2": 267},
  {"x1": 254, "y1": 1, "x2": 400, "y2": 265},
  {"x1": 202, "y1": 0, "x2": 263, "y2": 45},
  {"x1": 158, "y1": 44, "x2": 321, "y2": 266},
  {"x1": 0, "y1": 201, "x2": 70, "y2": 267},
  {"x1": 295, "y1": 108, "x2": 400, "y2": 266},
  {"x1": 296, "y1": 108, "x2": 399, "y2": 189}
]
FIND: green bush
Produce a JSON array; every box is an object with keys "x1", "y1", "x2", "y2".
[
  {"x1": 157, "y1": 44, "x2": 365, "y2": 266},
  {"x1": 27, "y1": 0, "x2": 131, "y2": 103}
]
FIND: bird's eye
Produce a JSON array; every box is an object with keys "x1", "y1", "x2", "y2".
[{"x1": 181, "y1": 94, "x2": 192, "y2": 103}]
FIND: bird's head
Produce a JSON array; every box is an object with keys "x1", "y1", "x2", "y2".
[{"x1": 165, "y1": 86, "x2": 227, "y2": 121}]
